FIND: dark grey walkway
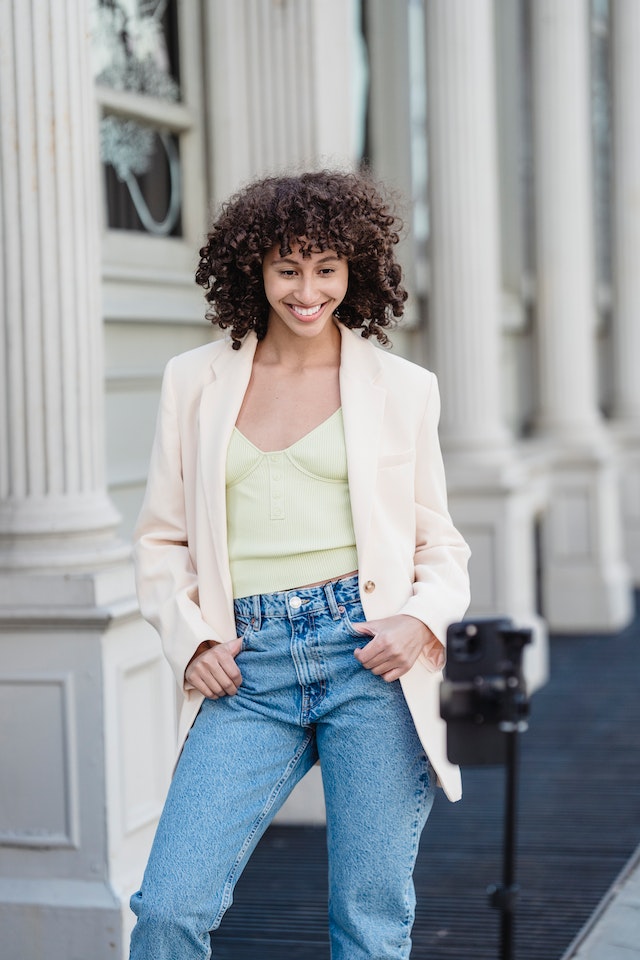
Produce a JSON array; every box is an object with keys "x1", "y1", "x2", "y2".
[{"x1": 213, "y1": 599, "x2": 640, "y2": 959}]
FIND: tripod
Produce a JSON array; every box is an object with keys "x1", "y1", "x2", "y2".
[
  {"x1": 440, "y1": 620, "x2": 531, "y2": 960},
  {"x1": 488, "y1": 724, "x2": 525, "y2": 960},
  {"x1": 487, "y1": 633, "x2": 530, "y2": 960}
]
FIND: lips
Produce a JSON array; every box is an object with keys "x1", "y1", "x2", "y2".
[{"x1": 286, "y1": 302, "x2": 326, "y2": 321}]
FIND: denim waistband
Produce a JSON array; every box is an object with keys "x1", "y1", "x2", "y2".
[{"x1": 233, "y1": 573, "x2": 361, "y2": 626}]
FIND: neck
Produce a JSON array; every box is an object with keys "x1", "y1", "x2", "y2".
[{"x1": 257, "y1": 319, "x2": 342, "y2": 368}]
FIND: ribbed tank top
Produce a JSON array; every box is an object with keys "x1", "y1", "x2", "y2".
[{"x1": 225, "y1": 408, "x2": 358, "y2": 598}]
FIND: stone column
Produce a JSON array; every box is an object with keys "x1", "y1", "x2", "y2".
[
  {"x1": 0, "y1": 3, "x2": 175, "y2": 957},
  {"x1": 530, "y1": 0, "x2": 602, "y2": 440},
  {"x1": 425, "y1": 0, "x2": 510, "y2": 454},
  {"x1": 365, "y1": 0, "x2": 420, "y2": 352},
  {"x1": 205, "y1": 0, "x2": 361, "y2": 203},
  {"x1": 0, "y1": 2, "x2": 123, "y2": 570},
  {"x1": 610, "y1": 0, "x2": 640, "y2": 581},
  {"x1": 424, "y1": 0, "x2": 547, "y2": 690},
  {"x1": 530, "y1": 0, "x2": 632, "y2": 628}
]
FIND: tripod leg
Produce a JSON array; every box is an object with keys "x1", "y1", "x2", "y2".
[
  {"x1": 501, "y1": 730, "x2": 519, "y2": 960},
  {"x1": 488, "y1": 730, "x2": 520, "y2": 960}
]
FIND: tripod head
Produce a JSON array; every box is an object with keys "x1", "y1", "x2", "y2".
[{"x1": 440, "y1": 618, "x2": 532, "y2": 765}]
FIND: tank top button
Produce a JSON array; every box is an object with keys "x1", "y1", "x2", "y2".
[{"x1": 363, "y1": 580, "x2": 376, "y2": 594}]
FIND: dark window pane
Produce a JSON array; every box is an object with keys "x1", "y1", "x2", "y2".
[
  {"x1": 103, "y1": 125, "x2": 182, "y2": 236},
  {"x1": 95, "y1": 0, "x2": 180, "y2": 97},
  {"x1": 92, "y1": 2, "x2": 183, "y2": 236}
]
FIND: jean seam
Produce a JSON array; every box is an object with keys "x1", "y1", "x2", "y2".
[
  {"x1": 210, "y1": 729, "x2": 316, "y2": 930},
  {"x1": 399, "y1": 760, "x2": 432, "y2": 942}
]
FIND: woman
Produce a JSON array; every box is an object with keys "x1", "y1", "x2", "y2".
[{"x1": 130, "y1": 170, "x2": 471, "y2": 959}]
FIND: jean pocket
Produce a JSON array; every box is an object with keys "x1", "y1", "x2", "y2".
[
  {"x1": 337, "y1": 602, "x2": 369, "y2": 641},
  {"x1": 235, "y1": 617, "x2": 256, "y2": 652}
]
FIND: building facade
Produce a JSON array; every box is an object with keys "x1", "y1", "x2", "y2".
[{"x1": 1, "y1": 1, "x2": 638, "y2": 956}]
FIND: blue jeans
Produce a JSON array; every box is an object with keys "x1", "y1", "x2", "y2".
[{"x1": 129, "y1": 575, "x2": 435, "y2": 959}]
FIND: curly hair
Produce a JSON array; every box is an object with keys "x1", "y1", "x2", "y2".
[{"x1": 195, "y1": 170, "x2": 408, "y2": 349}]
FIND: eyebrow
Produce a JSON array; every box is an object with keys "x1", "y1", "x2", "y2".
[{"x1": 270, "y1": 254, "x2": 342, "y2": 266}]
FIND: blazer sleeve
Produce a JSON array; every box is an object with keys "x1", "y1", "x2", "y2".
[
  {"x1": 398, "y1": 373, "x2": 471, "y2": 662},
  {"x1": 133, "y1": 358, "x2": 220, "y2": 690}
]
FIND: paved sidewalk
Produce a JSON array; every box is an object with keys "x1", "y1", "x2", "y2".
[{"x1": 563, "y1": 845, "x2": 640, "y2": 959}]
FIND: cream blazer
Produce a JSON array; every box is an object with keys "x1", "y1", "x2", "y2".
[{"x1": 133, "y1": 324, "x2": 471, "y2": 801}]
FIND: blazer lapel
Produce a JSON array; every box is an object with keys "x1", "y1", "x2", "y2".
[
  {"x1": 199, "y1": 334, "x2": 258, "y2": 595},
  {"x1": 338, "y1": 325, "x2": 386, "y2": 562}
]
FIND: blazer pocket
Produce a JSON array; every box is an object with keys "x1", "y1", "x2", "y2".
[{"x1": 378, "y1": 449, "x2": 414, "y2": 469}]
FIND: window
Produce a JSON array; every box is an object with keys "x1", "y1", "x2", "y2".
[
  {"x1": 90, "y1": 0, "x2": 206, "y2": 271},
  {"x1": 92, "y1": 1, "x2": 184, "y2": 237}
]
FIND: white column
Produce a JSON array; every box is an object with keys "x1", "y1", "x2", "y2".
[
  {"x1": 423, "y1": 0, "x2": 547, "y2": 691},
  {"x1": 530, "y1": 0, "x2": 603, "y2": 440},
  {"x1": 0, "y1": 3, "x2": 174, "y2": 957},
  {"x1": 365, "y1": 0, "x2": 420, "y2": 346},
  {"x1": 425, "y1": 0, "x2": 510, "y2": 454},
  {"x1": 611, "y1": 0, "x2": 640, "y2": 581},
  {"x1": 205, "y1": 0, "x2": 361, "y2": 204},
  {"x1": 610, "y1": 0, "x2": 640, "y2": 426},
  {"x1": 0, "y1": 0, "x2": 122, "y2": 570},
  {"x1": 530, "y1": 0, "x2": 632, "y2": 628}
]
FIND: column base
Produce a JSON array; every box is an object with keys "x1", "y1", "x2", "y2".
[
  {"x1": 0, "y1": 492, "x2": 128, "y2": 573},
  {"x1": 542, "y1": 561, "x2": 632, "y2": 633},
  {"x1": 0, "y1": 879, "x2": 123, "y2": 960},
  {"x1": 0, "y1": 565, "x2": 176, "y2": 960},
  {"x1": 445, "y1": 448, "x2": 550, "y2": 694},
  {"x1": 612, "y1": 421, "x2": 640, "y2": 585},
  {"x1": 541, "y1": 439, "x2": 634, "y2": 632}
]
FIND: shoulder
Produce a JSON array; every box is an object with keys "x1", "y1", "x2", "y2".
[
  {"x1": 166, "y1": 336, "x2": 230, "y2": 377},
  {"x1": 377, "y1": 344, "x2": 435, "y2": 385},
  {"x1": 163, "y1": 333, "x2": 254, "y2": 389},
  {"x1": 343, "y1": 326, "x2": 435, "y2": 392}
]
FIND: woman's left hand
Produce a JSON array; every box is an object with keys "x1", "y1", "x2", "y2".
[{"x1": 352, "y1": 615, "x2": 442, "y2": 682}]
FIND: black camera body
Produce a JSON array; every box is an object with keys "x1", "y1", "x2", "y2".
[{"x1": 440, "y1": 618, "x2": 532, "y2": 765}]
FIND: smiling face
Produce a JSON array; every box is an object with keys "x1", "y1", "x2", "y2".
[{"x1": 261, "y1": 243, "x2": 349, "y2": 343}]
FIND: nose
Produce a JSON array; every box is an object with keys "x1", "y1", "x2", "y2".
[{"x1": 295, "y1": 272, "x2": 320, "y2": 305}]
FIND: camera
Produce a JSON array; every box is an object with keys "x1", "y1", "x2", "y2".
[{"x1": 440, "y1": 618, "x2": 532, "y2": 765}]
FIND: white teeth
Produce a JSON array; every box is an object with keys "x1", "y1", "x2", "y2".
[{"x1": 290, "y1": 304, "x2": 323, "y2": 317}]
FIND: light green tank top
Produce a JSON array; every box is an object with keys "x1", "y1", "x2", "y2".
[{"x1": 225, "y1": 408, "x2": 358, "y2": 598}]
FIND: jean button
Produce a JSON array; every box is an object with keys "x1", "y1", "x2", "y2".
[{"x1": 289, "y1": 596, "x2": 302, "y2": 609}]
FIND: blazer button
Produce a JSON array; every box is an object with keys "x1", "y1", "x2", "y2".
[{"x1": 363, "y1": 580, "x2": 376, "y2": 594}]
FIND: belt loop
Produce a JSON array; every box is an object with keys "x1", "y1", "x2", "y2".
[
  {"x1": 252, "y1": 593, "x2": 262, "y2": 630},
  {"x1": 323, "y1": 579, "x2": 341, "y2": 619}
]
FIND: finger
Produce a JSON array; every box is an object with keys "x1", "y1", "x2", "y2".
[
  {"x1": 188, "y1": 673, "x2": 224, "y2": 699},
  {"x1": 206, "y1": 661, "x2": 242, "y2": 696},
  {"x1": 351, "y1": 621, "x2": 375, "y2": 635},
  {"x1": 356, "y1": 653, "x2": 402, "y2": 679},
  {"x1": 355, "y1": 649, "x2": 397, "y2": 674},
  {"x1": 213, "y1": 654, "x2": 243, "y2": 688},
  {"x1": 380, "y1": 667, "x2": 406, "y2": 683},
  {"x1": 226, "y1": 636, "x2": 244, "y2": 657},
  {"x1": 196, "y1": 672, "x2": 237, "y2": 698},
  {"x1": 360, "y1": 641, "x2": 417, "y2": 675},
  {"x1": 190, "y1": 652, "x2": 242, "y2": 697},
  {"x1": 354, "y1": 635, "x2": 390, "y2": 668},
  {"x1": 205, "y1": 643, "x2": 243, "y2": 684}
]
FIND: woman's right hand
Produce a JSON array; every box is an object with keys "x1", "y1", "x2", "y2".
[{"x1": 184, "y1": 637, "x2": 243, "y2": 699}]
